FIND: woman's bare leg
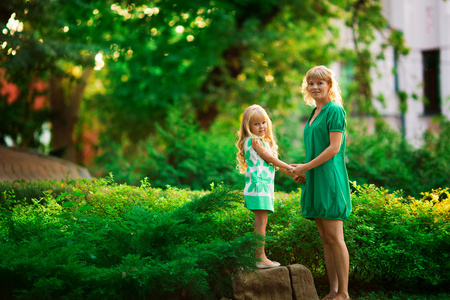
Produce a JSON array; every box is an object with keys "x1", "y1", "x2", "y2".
[
  {"x1": 316, "y1": 218, "x2": 350, "y2": 300},
  {"x1": 316, "y1": 219, "x2": 338, "y2": 299}
]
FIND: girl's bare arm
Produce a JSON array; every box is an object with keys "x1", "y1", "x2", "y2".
[{"x1": 251, "y1": 139, "x2": 293, "y2": 172}]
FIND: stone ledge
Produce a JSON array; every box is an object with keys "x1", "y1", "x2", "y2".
[{"x1": 232, "y1": 264, "x2": 318, "y2": 300}]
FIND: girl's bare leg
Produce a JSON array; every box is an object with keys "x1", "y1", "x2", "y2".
[{"x1": 254, "y1": 210, "x2": 277, "y2": 265}]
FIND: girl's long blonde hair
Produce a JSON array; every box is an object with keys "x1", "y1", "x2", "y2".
[
  {"x1": 301, "y1": 65, "x2": 343, "y2": 107},
  {"x1": 236, "y1": 104, "x2": 279, "y2": 174}
]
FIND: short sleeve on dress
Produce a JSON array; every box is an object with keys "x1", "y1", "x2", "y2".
[{"x1": 326, "y1": 104, "x2": 346, "y2": 133}]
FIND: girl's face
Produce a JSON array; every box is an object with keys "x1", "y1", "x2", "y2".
[
  {"x1": 249, "y1": 114, "x2": 267, "y2": 137},
  {"x1": 307, "y1": 77, "x2": 331, "y2": 101}
]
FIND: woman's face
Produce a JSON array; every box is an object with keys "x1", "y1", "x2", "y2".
[{"x1": 307, "y1": 77, "x2": 331, "y2": 101}]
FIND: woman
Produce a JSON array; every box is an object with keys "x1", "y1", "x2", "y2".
[{"x1": 292, "y1": 65, "x2": 352, "y2": 300}]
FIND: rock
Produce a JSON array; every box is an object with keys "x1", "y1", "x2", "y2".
[
  {"x1": 287, "y1": 264, "x2": 319, "y2": 300},
  {"x1": 233, "y1": 266, "x2": 292, "y2": 300},
  {"x1": 232, "y1": 264, "x2": 318, "y2": 300}
]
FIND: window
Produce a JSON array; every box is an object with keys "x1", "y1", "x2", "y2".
[{"x1": 422, "y1": 50, "x2": 441, "y2": 115}]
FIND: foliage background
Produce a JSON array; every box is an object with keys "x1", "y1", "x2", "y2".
[{"x1": 1, "y1": 0, "x2": 437, "y2": 198}]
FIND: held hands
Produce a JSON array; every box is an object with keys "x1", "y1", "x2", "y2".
[
  {"x1": 286, "y1": 165, "x2": 295, "y2": 173},
  {"x1": 290, "y1": 164, "x2": 307, "y2": 184},
  {"x1": 290, "y1": 164, "x2": 309, "y2": 175}
]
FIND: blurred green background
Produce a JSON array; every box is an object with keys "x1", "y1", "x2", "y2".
[{"x1": 1, "y1": 0, "x2": 449, "y2": 197}]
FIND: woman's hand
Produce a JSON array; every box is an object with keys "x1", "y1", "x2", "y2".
[
  {"x1": 293, "y1": 174, "x2": 306, "y2": 183},
  {"x1": 291, "y1": 164, "x2": 309, "y2": 175}
]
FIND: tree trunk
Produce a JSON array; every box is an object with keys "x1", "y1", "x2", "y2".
[{"x1": 49, "y1": 67, "x2": 93, "y2": 162}]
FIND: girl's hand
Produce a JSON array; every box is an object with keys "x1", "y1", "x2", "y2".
[{"x1": 286, "y1": 165, "x2": 295, "y2": 173}]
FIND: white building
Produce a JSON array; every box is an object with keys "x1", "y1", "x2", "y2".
[{"x1": 338, "y1": 0, "x2": 450, "y2": 146}]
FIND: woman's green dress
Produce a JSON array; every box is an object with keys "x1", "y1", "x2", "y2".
[{"x1": 301, "y1": 101, "x2": 351, "y2": 221}]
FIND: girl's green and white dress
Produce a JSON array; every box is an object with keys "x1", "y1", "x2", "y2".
[{"x1": 243, "y1": 137, "x2": 276, "y2": 213}]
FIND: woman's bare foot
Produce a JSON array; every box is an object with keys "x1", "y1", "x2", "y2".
[
  {"x1": 320, "y1": 292, "x2": 337, "y2": 300},
  {"x1": 330, "y1": 293, "x2": 350, "y2": 300}
]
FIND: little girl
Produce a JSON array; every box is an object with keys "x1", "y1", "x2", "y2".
[{"x1": 236, "y1": 104, "x2": 298, "y2": 269}]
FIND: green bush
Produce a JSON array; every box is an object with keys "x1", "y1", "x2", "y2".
[
  {"x1": 265, "y1": 184, "x2": 450, "y2": 292},
  {"x1": 0, "y1": 179, "x2": 73, "y2": 204},
  {"x1": 0, "y1": 180, "x2": 260, "y2": 299},
  {"x1": 345, "y1": 184, "x2": 450, "y2": 290},
  {"x1": 1, "y1": 179, "x2": 449, "y2": 298}
]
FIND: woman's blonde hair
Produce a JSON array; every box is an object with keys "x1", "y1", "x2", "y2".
[
  {"x1": 236, "y1": 104, "x2": 279, "y2": 174},
  {"x1": 301, "y1": 65, "x2": 343, "y2": 107}
]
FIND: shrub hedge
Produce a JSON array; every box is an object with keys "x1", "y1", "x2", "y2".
[{"x1": 0, "y1": 178, "x2": 449, "y2": 299}]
